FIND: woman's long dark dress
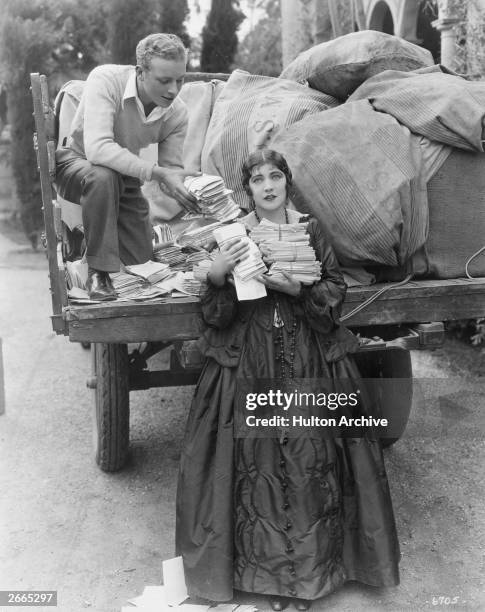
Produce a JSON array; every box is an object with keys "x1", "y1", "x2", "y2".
[{"x1": 176, "y1": 213, "x2": 400, "y2": 602}]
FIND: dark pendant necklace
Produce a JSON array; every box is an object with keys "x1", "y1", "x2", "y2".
[
  {"x1": 254, "y1": 208, "x2": 289, "y2": 224},
  {"x1": 273, "y1": 296, "x2": 297, "y2": 380}
]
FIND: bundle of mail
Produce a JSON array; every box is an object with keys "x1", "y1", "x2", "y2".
[
  {"x1": 213, "y1": 223, "x2": 267, "y2": 301},
  {"x1": 125, "y1": 261, "x2": 174, "y2": 284},
  {"x1": 185, "y1": 250, "x2": 213, "y2": 268},
  {"x1": 263, "y1": 243, "x2": 321, "y2": 283},
  {"x1": 153, "y1": 244, "x2": 191, "y2": 270},
  {"x1": 250, "y1": 219, "x2": 321, "y2": 284},
  {"x1": 213, "y1": 223, "x2": 266, "y2": 282},
  {"x1": 250, "y1": 219, "x2": 309, "y2": 244},
  {"x1": 152, "y1": 223, "x2": 174, "y2": 247},
  {"x1": 111, "y1": 263, "x2": 179, "y2": 301},
  {"x1": 177, "y1": 220, "x2": 224, "y2": 248},
  {"x1": 269, "y1": 260, "x2": 321, "y2": 283},
  {"x1": 184, "y1": 174, "x2": 241, "y2": 222},
  {"x1": 177, "y1": 271, "x2": 203, "y2": 296}
]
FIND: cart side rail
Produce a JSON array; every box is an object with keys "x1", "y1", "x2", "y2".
[
  {"x1": 30, "y1": 72, "x2": 68, "y2": 334},
  {"x1": 29, "y1": 71, "x2": 230, "y2": 335}
]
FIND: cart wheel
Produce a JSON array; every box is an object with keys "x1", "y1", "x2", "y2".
[
  {"x1": 354, "y1": 348, "x2": 413, "y2": 448},
  {"x1": 91, "y1": 343, "x2": 129, "y2": 471}
]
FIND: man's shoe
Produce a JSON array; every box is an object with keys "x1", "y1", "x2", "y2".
[
  {"x1": 86, "y1": 268, "x2": 117, "y2": 301},
  {"x1": 292, "y1": 599, "x2": 311, "y2": 611},
  {"x1": 269, "y1": 597, "x2": 289, "y2": 611}
]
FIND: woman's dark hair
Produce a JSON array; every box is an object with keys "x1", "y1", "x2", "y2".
[{"x1": 241, "y1": 149, "x2": 293, "y2": 197}]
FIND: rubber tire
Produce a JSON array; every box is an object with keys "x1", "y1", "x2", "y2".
[
  {"x1": 353, "y1": 348, "x2": 413, "y2": 448},
  {"x1": 92, "y1": 343, "x2": 130, "y2": 471}
]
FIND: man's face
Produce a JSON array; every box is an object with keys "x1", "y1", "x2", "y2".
[{"x1": 137, "y1": 56, "x2": 186, "y2": 108}]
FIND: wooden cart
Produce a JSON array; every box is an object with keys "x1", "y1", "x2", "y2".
[{"x1": 30, "y1": 72, "x2": 485, "y2": 471}]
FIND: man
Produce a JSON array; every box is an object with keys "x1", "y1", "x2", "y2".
[{"x1": 56, "y1": 33, "x2": 198, "y2": 300}]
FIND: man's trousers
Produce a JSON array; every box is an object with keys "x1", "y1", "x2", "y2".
[{"x1": 56, "y1": 148, "x2": 152, "y2": 272}]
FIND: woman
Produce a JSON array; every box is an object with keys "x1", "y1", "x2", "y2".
[{"x1": 176, "y1": 150, "x2": 400, "y2": 610}]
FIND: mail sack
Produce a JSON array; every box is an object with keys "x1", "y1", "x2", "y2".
[
  {"x1": 271, "y1": 99, "x2": 428, "y2": 267},
  {"x1": 201, "y1": 70, "x2": 339, "y2": 209},
  {"x1": 280, "y1": 30, "x2": 434, "y2": 100}
]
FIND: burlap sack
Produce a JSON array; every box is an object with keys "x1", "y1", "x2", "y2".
[
  {"x1": 54, "y1": 80, "x2": 85, "y2": 148},
  {"x1": 369, "y1": 148, "x2": 485, "y2": 280},
  {"x1": 180, "y1": 79, "x2": 226, "y2": 171},
  {"x1": 350, "y1": 66, "x2": 485, "y2": 152},
  {"x1": 201, "y1": 70, "x2": 339, "y2": 209},
  {"x1": 425, "y1": 148, "x2": 485, "y2": 278},
  {"x1": 280, "y1": 30, "x2": 434, "y2": 100},
  {"x1": 271, "y1": 99, "x2": 428, "y2": 267}
]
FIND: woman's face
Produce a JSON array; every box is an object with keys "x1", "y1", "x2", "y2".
[{"x1": 248, "y1": 163, "x2": 287, "y2": 213}]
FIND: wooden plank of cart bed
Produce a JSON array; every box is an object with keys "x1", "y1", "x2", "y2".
[
  {"x1": 65, "y1": 278, "x2": 485, "y2": 342},
  {"x1": 67, "y1": 297, "x2": 203, "y2": 343},
  {"x1": 344, "y1": 277, "x2": 485, "y2": 326}
]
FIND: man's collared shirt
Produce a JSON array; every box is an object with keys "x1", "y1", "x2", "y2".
[{"x1": 123, "y1": 71, "x2": 168, "y2": 124}]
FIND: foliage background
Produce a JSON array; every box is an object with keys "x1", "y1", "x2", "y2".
[{"x1": 0, "y1": 0, "x2": 194, "y2": 245}]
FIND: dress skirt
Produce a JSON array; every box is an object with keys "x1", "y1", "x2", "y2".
[{"x1": 176, "y1": 301, "x2": 400, "y2": 602}]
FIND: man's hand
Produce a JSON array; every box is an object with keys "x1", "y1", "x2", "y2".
[
  {"x1": 153, "y1": 167, "x2": 201, "y2": 213},
  {"x1": 257, "y1": 270, "x2": 302, "y2": 296},
  {"x1": 208, "y1": 238, "x2": 250, "y2": 286}
]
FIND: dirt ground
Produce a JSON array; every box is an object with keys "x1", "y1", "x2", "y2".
[{"x1": 1, "y1": 224, "x2": 484, "y2": 612}]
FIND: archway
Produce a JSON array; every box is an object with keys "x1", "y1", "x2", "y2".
[{"x1": 369, "y1": 1, "x2": 395, "y2": 35}]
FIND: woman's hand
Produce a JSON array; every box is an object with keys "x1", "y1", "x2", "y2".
[
  {"x1": 208, "y1": 238, "x2": 250, "y2": 287},
  {"x1": 257, "y1": 270, "x2": 302, "y2": 296}
]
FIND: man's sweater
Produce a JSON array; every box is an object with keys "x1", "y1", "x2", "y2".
[{"x1": 67, "y1": 64, "x2": 188, "y2": 182}]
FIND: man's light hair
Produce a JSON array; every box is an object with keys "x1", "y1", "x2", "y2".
[{"x1": 136, "y1": 33, "x2": 187, "y2": 70}]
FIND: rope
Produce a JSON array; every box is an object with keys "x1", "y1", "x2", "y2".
[
  {"x1": 340, "y1": 273, "x2": 414, "y2": 323},
  {"x1": 465, "y1": 245, "x2": 485, "y2": 279}
]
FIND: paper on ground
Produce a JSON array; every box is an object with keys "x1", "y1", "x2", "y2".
[
  {"x1": 127, "y1": 585, "x2": 167, "y2": 609},
  {"x1": 124, "y1": 556, "x2": 255, "y2": 611},
  {"x1": 162, "y1": 556, "x2": 189, "y2": 606}
]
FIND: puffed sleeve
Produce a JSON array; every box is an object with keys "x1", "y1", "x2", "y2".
[
  {"x1": 297, "y1": 217, "x2": 347, "y2": 334},
  {"x1": 199, "y1": 279, "x2": 238, "y2": 329}
]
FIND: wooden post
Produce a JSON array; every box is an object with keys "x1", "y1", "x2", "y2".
[{"x1": 30, "y1": 73, "x2": 68, "y2": 322}]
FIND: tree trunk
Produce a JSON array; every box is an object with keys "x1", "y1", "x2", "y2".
[{"x1": 7, "y1": 86, "x2": 43, "y2": 247}]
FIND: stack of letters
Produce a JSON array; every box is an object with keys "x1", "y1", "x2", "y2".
[
  {"x1": 184, "y1": 174, "x2": 240, "y2": 222},
  {"x1": 152, "y1": 223, "x2": 174, "y2": 247},
  {"x1": 110, "y1": 271, "x2": 153, "y2": 300},
  {"x1": 153, "y1": 244, "x2": 189, "y2": 270},
  {"x1": 213, "y1": 223, "x2": 266, "y2": 282},
  {"x1": 185, "y1": 249, "x2": 212, "y2": 269},
  {"x1": 125, "y1": 261, "x2": 174, "y2": 284},
  {"x1": 250, "y1": 219, "x2": 321, "y2": 284},
  {"x1": 250, "y1": 219, "x2": 309, "y2": 244},
  {"x1": 178, "y1": 221, "x2": 224, "y2": 248}
]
